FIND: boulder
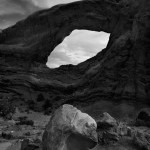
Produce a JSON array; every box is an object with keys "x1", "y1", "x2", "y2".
[
  {"x1": 97, "y1": 112, "x2": 119, "y2": 145},
  {"x1": 97, "y1": 112, "x2": 117, "y2": 129},
  {"x1": 136, "y1": 108, "x2": 150, "y2": 127},
  {"x1": 42, "y1": 104, "x2": 97, "y2": 150}
]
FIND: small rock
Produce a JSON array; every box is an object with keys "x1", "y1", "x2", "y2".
[
  {"x1": 97, "y1": 112, "x2": 117, "y2": 129},
  {"x1": 2, "y1": 131, "x2": 14, "y2": 139},
  {"x1": 16, "y1": 117, "x2": 34, "y2": 126},
  {"x1": 117, "y1": 122, "x2": 128, "y2": 136},
  {"x1": 127, "y1": 127, "x2": 132, "y2": 137},
  {"x1": 24, "y1": 132, "x2": 31, "y2": 136}
]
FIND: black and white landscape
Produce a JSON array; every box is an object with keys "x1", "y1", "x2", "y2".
[{"x1": 0, "y1": 0, "x2": 150, "y2": 149}]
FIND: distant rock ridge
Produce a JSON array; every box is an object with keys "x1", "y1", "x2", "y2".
[{"x1": 0, "y1": 0, "x2": 150, "y2": 113}]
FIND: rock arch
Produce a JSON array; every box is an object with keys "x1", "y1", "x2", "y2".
[
  {"x1": 0, "y1": 0, "x2": 150, "y2": 107},
  {"x1": 0, "y1": 0, "x2": 121, "y2": 65}
]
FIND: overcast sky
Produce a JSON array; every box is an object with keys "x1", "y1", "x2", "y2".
[{"x1": 0, "y1": 0, "x2": 110, "y2": 68}]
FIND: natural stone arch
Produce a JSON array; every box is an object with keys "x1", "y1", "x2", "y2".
[
  {"x1": 0, "y1": 0, "x2": 150, "y2": 103},
  {"x1": 0, "y1": 0, "x2": 121, "y2": 66}
]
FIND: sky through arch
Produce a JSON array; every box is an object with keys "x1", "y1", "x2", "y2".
[{"x1": 47, "y1": 30, "x2": 110, "y2": 68}]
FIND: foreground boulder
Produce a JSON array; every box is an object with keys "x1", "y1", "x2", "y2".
[{"x1": 42, "y1": 104, "x2": 97, "y2": 150}]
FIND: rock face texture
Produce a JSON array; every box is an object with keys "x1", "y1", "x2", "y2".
[
  {"x1": 42, "y1": 104, "x2": 97, "y2": 150},
  {"x1": 0, "y1": 0, "x2": 150, "y2": 114}
]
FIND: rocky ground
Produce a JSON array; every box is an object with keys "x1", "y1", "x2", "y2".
[
  {"x1": 0, "y1": 106, "x2": 150, "y2": 150},
  {"x1": 0, "y1": 109, "x2": 50, "y2": 150}
]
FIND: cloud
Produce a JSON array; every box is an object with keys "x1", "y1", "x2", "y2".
[
  {"x1": 0, "y1": 0, "x2": 79, "y2": 29},
  {"x1": 0, "y1": 0, "x2": 42, "y2": 29},
  {"x1": 0, "y1": 13, "x2": 26, "y2": 29},
  {"x1": 0, "y1": 0, "x2": 40, "y2": 15},
  {"x1": 47, "y1": 30, "x2": 110, "y2": 68},
  {"x1": 0, "y1": 0, "x2": 24, "y2": 16}
]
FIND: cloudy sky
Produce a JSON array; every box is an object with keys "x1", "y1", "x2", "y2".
[{"x1": 0, "y1": 0, "x2": 110, "y2": 68}]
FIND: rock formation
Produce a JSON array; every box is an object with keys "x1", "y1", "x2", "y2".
[
  {"x1": 97, "y1": 112, "x2": 117, "y2": 129},
  {"x1": 136, "y1": 108, "x2": 150, "y2": 127},
  {"x1": 0, "y1": 0, "x2": 150, "y2": 115},
  {"x1": 42, "y1": 106, "x2": 150, "y2": 150},
  {"x1": 42, "y1": 104, "x2": 97, "y2": 150}
]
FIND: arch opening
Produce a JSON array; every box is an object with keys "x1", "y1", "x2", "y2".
[{"x1": 46, "y1": 30, "x2": 110, "y2": 68}]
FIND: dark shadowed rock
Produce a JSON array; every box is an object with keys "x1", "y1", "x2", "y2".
[
  {"x1": 16, "y1": 116, "x2": 34, "y2": 126},
  {"x1": 98, "y1": 131, "x2": 119, "y2": 145},
  {"x1": 42, "y1": 104, "x2": 97, "y2": 150},
  {"x1": 97, "y1": 112, "x2": 119, "y2": 145},
  {"x1": 136, "y1": 108, "x2": 150, "y2": 127},
  {"x1": 0, "y1": 0, "x2": 150, "y2": 115},
  {"x1": 97, "y1": 112, "x2": 117, "y2": 129},
  {"x1": 2, "y1": 131, "x2": 14, "y2": 140}
]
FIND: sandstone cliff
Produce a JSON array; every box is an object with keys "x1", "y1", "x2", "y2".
[{"x1": 0, "y1": 0, "x2": 150, "y2": 116}]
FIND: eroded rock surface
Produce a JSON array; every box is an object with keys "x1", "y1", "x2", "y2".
[
  {"x1": 42, "y1": 104, "x2": 97, "y2": 150},
  {"x1": 0, "y1": 0, "x2": 150, "y2": 117}
]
